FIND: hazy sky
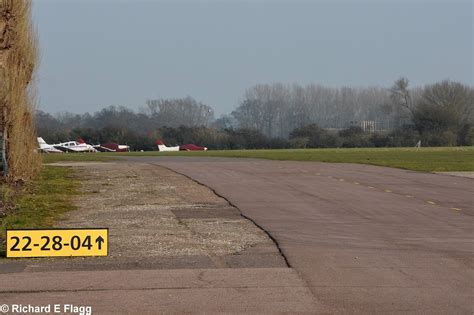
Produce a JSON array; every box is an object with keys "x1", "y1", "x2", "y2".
[{"x1": 33, "y1": 0, "x2": 473, "y2": 116}]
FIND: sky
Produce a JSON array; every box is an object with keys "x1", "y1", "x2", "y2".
[{"x1": 33, "y1": 0, "x2": 473, "y2": 116}]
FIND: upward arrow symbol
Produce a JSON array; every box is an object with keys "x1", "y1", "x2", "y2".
[{"x1": 95, "y1": 236, "x2": 105, "y2": 250}]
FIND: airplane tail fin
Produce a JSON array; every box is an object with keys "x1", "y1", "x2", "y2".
[
  {"x1": 77, "y1": 137, "x2": 85, "y2": 144},
  {"x1": 37, "y1": 137, "x2": 47, "y2": 145},
  {"x1": 155, "y1": 139, "x2": 164, "y2": 145}
]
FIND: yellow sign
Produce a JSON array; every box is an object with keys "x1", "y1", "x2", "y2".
[{"x1": 6, "y1": 229, "x2": 108, "y2": 258}]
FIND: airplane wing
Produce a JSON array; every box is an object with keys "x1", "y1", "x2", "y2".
[
  {"x1": 53, "y1": 145, "x2": 76, "y2": 153},
  {"x1": 179, "y1": 144, "x2": 208, "y2": 151},
  {"x1": 93, "y1": 145, "x2": 115, "y2": 152},
  {"x1": 38, "y1": 148, "x2": 61, "y2": 154}
]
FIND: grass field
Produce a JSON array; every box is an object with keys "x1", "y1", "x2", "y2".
[
  {"x1": 42, "y1": 153, "x2": 115, "y2": 164},
  {"x1": 0, "y1": 166, "x2": 79, "y2": 256},
  {"x1": 42, "y1": 147, "x2": 474, "y2": 172}
]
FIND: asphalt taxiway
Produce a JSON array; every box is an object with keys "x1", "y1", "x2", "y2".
[{"x1": 140, "y1": 156, "x2": 473, "y2": 314}]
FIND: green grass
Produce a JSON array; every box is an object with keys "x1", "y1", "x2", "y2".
[
  {"x1": 42, "y1": 153, "x2": 116, "y2": 164},
  {"x1": 42, "y1": 147, "x2": 474, "y2": 172},
  {"x1": 0, "y1": 166, "x2": 79, "y2": 256},
  {"x1": 103, "y1": 147, "x2": 473, "y2": 172}
]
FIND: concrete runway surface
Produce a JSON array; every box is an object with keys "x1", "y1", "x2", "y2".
[
  {"x1": 1, "y1": 162, "x2": 316, "y2": 314},
  {"x1": 135, "y1": 156, "x2": 474, "y2": 314}
]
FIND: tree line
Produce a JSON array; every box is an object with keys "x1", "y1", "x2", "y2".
[{"x1": 36, "y1": 79, "x2": 473, "y2": 151}]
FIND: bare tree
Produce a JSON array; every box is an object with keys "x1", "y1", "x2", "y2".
[
  {"x1": 389, "y1": 77, "x2": 414, "y2": 127},
  {"x1": 146, "y1": 97, "x2": 214, "y2": 128},
  {"x1": 233, "y1": 83, "x2": 393, "y2": 137}
]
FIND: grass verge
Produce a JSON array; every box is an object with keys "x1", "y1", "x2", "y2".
[
  {"x1": 112, "y1": 147, "x2": 474, "y2": 172},
  {"x1": 41, "y1": 147, "x2": 474, "y2": 172},
  {"x1": 42, "y1": 153, "x2": 115, "y2": 164},
  {"x1": 0, "y1": 166, "x2": 79, "y2": 256}
]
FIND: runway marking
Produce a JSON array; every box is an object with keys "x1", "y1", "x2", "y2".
[
  {"x1": 451, "y1": 207, "x2": 462, "y2": 211},
  {"x1": 426, "y1": 201, "x2": 436, "y2": 205},
  {"x1": 405, "y1": 195, "x2": 414, "y2": 198},
  {"x1": 368, "y1": 186, "x2": 374, "y2": 189},
  {"x1": 384, "y1": 189, "x2": 392, "y2": 193},
  {"x1": 353, "y1": 182, "x2": 360, "y2": 185},
  {"x1": 316, "y1": 173, "x2": 321, "y2": 176},
  {"x1": 339, "y1": 179, "x2": 345, "y2": 182}
]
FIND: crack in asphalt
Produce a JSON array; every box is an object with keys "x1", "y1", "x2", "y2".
[
  {"x1": 0, "y1": 284, "x2": 309, "y2": 295},
  {"x1": 148, "y1": 163, "x2": 292, "y2": 268}
]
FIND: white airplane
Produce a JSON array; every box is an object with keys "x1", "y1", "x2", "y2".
[
  {"x1": 38, "y1": 137, "x2": 97, "y2": 153},
  {"x1": 37, "y1": 137, "x2": 63, "y2": 153},
  {"x1": 56, "y1": 138, "x2": 97, "y2": 152},
  {"x1": 155, "y1": 139, "x2": 208, "y2": 151},
  {"x1": 156, "y1": 139, "x2": 180, "y2": 152}
]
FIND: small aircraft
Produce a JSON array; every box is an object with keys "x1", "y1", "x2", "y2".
[
  {"x1": 180, "y1": 143, "x2": 208, "y2": 151},
  {"x1": 56, "y1": 138, "x2": 97, "y2": 152},
  {"x1": 156, "y1": 139, "x2": 207, "y2": 151},
  {"x1": 38, "y1": 137, "x2": 97, "y2": 153},
  {"x1": 37, "y1": 137, "x2": 63, "y2": 153},
  {"x1": 155, "y1": 139, "x2": 180, "y2": 152},
  {"x1": 93, "y1": 143, "x2": 130, "y2": 152}
]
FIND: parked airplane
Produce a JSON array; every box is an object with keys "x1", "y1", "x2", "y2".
[
  {"x1": 156, "y1": 140, "x2": 180, "y2": 152},
  {"x1": 38, "y1": 137, "x2": 97, "y2": 153},
  {"x1": 180, "y1": 143, "x2": 208, "y2": 151},
  {"x1": 156, "y1": 139, "x2": 207, "y2": 151},
  {"x1": 56, "y1": 138, "x2": 97, "y2": 152},
  {"x1": 93, "y1": 143, "x2": 130, "y2": 152},
  {"x1": 37, "y1": 137, "x2": 63, "y2": 153}
]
